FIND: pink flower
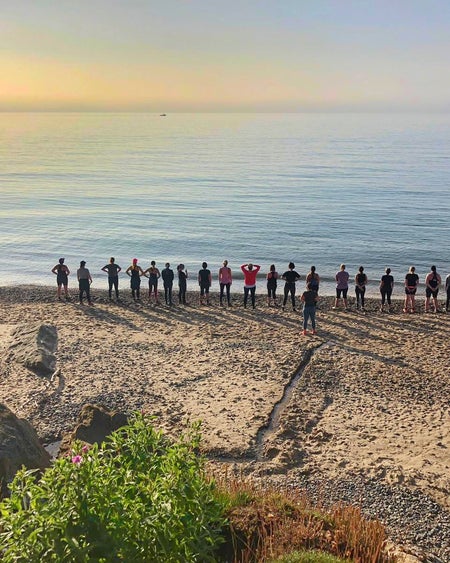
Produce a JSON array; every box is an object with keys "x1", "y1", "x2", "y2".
[
  {"x1": 71, "y1": 455, "x2": 83, "y2": 464},
  {"x1": 81, "y1": 444, "x2": 90, "y2": 453}
]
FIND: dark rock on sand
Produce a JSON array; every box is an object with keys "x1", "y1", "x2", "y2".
[
  {"x1": 8, "y1": 323, "x2": 57, "y2": 376},
  {"x1": 0, "y1": 403, "x2": 51, "y2": 496},
  {"x1": 59, "y1": 404, "x2": 128, "y2": 455}
]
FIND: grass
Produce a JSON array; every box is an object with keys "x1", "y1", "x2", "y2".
[{"x1": 213, "y1": 472, "x2": 395, "y2": 562}]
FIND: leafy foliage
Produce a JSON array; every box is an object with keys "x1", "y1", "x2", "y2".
[{"x1": 0, "y1": 414, "x2": 225, "y2": 562}]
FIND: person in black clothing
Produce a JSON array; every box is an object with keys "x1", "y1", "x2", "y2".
[
  {"x1": 198, "y1": 262, "x2": 212, "y2": 305},
  {"x1": 379, "y1": 267, "x2": 394, "y2": 312},
  {"x1": 177, "y1": 264, "x2": 188, "y2": 304},
  {"x1": 266, "y1": 264, "x2": 279, "y2": 306},
  {"x1": 101, "y1": 257, "x2": 122, "y2": 300},
  {"x1": 162, "y1": 263, "x2": 174, "y2": 305},
  {"x1": 354, "y1": 266, "x2": 368, "y2": 311},
  {"x1": 404, "y1": 266, "x2": 419, "y2": 313},
  {"x1": 281, "y1": 262, "x2": 300, "y2": 311},
  {"x1": 51, "y1": 258, "x2": 70, "y2": 300},
  {"x1": 126, "y1": 258, "x2": 144, "y2": 301}
]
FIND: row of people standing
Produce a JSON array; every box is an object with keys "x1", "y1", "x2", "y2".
[{"x1": 52, "y1": 258, "x2": 450, "y2": 313}]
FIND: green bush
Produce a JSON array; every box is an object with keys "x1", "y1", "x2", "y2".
[{"x1": 0, "y1": 414, "x2": 226, "y2": 562}]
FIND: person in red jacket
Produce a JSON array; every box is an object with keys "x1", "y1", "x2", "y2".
[{"x1": 241, "y1": 263, "x2": 261, "y2": 309}]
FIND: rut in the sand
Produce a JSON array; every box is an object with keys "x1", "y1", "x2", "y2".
[{"x1": 255, "y1": 343, "x2": 327, "y2": 462}]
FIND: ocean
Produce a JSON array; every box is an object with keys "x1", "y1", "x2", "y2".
[{"x1": 1, "y1": 112, "x2": 449, "y2": 296}]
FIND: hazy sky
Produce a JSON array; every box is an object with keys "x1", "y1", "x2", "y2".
[{"x1": 1, "y1": 0, "x2": 449, "y2": 111}]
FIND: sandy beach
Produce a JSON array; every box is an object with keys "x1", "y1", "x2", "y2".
[{"x1": 1, "y1": 284, "x2": 449, "y2": 560}]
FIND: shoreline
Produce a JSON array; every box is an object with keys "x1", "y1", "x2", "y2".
[
  {"x1": 0, "y1": 285, "x2": 449, "y2": 558},
  {"x1": 1, "y1": 281, "x2": 447, "y2": 305}
]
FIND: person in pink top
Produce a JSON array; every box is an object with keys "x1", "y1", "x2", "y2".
[
  {"x1": 218, "y1": 260, "x2": 232, "y2": 307},
  {"x1": 241, "y1": 263, "x2": 261, "y2": 309}
]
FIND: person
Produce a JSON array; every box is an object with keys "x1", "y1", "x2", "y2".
[
  {"x1": 101, "y1": 257, "x2": 121, "y2": 301},
  {"x1": 354, "y1": 266, "x2": 368, "y2": 311},
  {"x1": 266, "y1": 264, "x2": 279, "y2": 306},
  {"x1": 379, "y1": 267, "x2": 394, "y2": 312},
  {"x1": 161, "y1": 263, "x2": 174, "y2": 305},
  {"x1": 218, "y1": 260, "x2": 232, "y2": 307},
  {"x1": 301, "y1": 282, "x2": 318, "y2": 335},
  {"x1": 143, "y1": 261, "x2": 160, "y2": 303},
  {"x1": 333, "y1": 264, "x2": 350, "y2": 310},
  {"x1": 51, "y1": 258, "x2": 70, "y2": 300},
  {"x1": 177, "y1": 264, "x2": 188, "y2": 304},
  {"x1": 306, "y1": 266, "x2": 320, "y2": 293},
  {"x1": 77, "y1": 260, "x2": 93, "y2": 306},
  {"x1": 126, "y1": 258, "x2": 144, "y2": 301},
  {"x1": 424, "y1": 265, "x2": 441, "y2": 313},
  {"x1": 403, "y1": 266, "x2": 419, "y2": 313},
  {"x1": 281, "y1": 262, "x2": 301, "y2": 311},
  {"x1": 446, "y1": 272, "x2": 450, "y2": 312},
  {"x1": 241, "y1": 263, "x2": 261, "y2": 309},
  {"x1": 198, "y1": 262, "x2": 212, "y2": 305}
]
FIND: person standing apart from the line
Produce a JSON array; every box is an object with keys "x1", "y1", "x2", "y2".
[
  {"x1": 52, "y1": 258, "x2": 70, "y2": 300},
  {"x1": 425, "y1": 265, "x2": 441, "y2": 313},
  {"x1": 77, "y1": 260, "x2": 93, "y2": 306},
  {"x1": 301, "y1": 282, "x2": 318, "y2": 335},
  {"x1": 241, "y1": 263, "x2": 261, "y2": 309},
  {"x1": 354, "y1": 266, "x2": 368, "y2": 311},
  {"x1": 266, "y1": 264, "x2": 279, "y2": 306},
  {"x1": 177, "y1": 264, "x2": 188, "y2": 304},
  {"x1": 403, "y1": 266, "x2": 419, "y2": 313},
  {"x1": 218, "y1": 260, "x2": 232, "y2": 307},
  {"x1": 126, "y1": 258, "x2": 144, "y2": 301},
  {"x1": 445, "y1": 272, "x2": 450, "y2": 312},
  {"x1": 101, "y1": 257, "x2": 121, "y2": 301},
  {"x1": 161, "y1": 262, "x2": 174, "y2": 306},
  {"x1": 143, "y1": 260, "x2": 160, "y2": 303},
  {"x1": 198, "y1": 262, "x2": 212, "y2": 305},
  {"x1": 305, "y1": 266, "x2": 320, "y2": 293},
  {"x1": 333, "y1": 264, "x2": 350, "y2": 310},
  {"x1": 281, "y1": 262, "x2": 301, "y2": 311},
  {"x1": 379, "y1": 267, "x2": 394, "y2": 313}
]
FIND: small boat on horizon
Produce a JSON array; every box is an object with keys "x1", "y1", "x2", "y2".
[{"x1": 160, "y1": 113, "x2": 167, "y2": 117}]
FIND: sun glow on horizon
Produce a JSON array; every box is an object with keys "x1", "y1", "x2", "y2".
[{"x1": 1, "y1": 1, "x2": 449, "y2": 112}]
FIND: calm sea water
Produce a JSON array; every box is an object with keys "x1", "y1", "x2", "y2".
[{"x1": 0, "y1": 112, "x2": 449, "y2": 295}]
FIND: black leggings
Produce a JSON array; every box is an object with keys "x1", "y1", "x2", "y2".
[
  {"x1": 79, "y1": 280, "x2": 91, "y2": 304},
  {"x1": 244, "y1": 286, "x2": 256, "y2": 308},
  {"x1": 283, "y1": 283, "x2": 296, "y2": 307},
  {"x1": 220, "y1": 283, "x2": 231, "y2": 305},
  {"x1": 267, "y1": 284, "x2": 277, "y2": 300},
  {"x1": 355, "y1": 286, "x2": 366, "y2": 307},
  {"x1": 108, "y1": 276, "x2": 119, "y2": 298},
  {"x1": 164, "y1": 285, "x2": 173, "y2": 305},
  {"x1": 179, "y1": 284, "x2": 186, "y2": 304},
  {"x1": 446, "y1": 287, "x2": 450, "y2": 310},
  {"x1": 380, "y1": 288, "x2": 392, "y2": 306}
]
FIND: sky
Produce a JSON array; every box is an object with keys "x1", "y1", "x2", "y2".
[{"x1": 1, "y1": 0, "x2": 449, "y2": 112}]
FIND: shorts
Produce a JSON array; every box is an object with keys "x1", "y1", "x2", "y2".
[
  {"x1": 405, "y1": 286, "x2": 417, "y2": 295},
  {"x1": 57, "y1": 275, "x2": 68, "y2": 286},
  {"x1": 426, "y1": 287, "x2": 438, "y2": 298},
  {"x1": 336, "y1": 288, "x2": 348, "y2": 299}
]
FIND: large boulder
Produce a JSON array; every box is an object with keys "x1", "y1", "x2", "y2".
[
  {"x1": 59, "y1": 404, "x2": 128, "y2": 455},
  {"x1": 8, "y1": 323, "x2": 57, "y2": 376},
  {"x1": 0, "y1": 403, "x2": 51, "y2": 496}
]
